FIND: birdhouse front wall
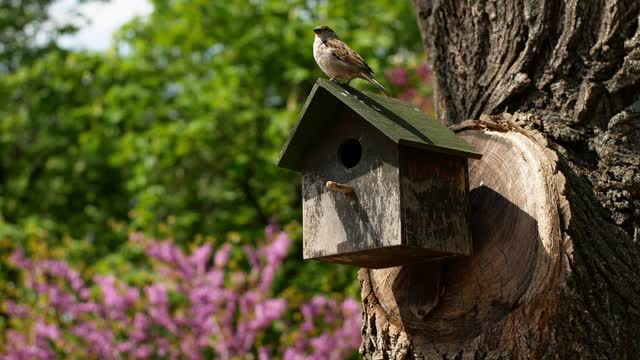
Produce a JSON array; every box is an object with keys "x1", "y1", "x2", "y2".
[{"x1": 302, "y1": 110, "x2": 401, "y2": 265}]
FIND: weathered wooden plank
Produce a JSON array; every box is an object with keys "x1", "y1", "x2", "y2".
[
  {"x1": 399, "y1": 147, "x2": 472, "y2": 255},
  {"x1": 302, "y1": 109, "x2": 402, "y2": 267}
]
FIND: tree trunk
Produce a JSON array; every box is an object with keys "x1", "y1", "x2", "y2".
[{"x1": 359, "y1": 1, "x2": 640, "y2": 358}]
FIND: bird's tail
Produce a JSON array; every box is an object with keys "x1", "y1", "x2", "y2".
[{"x1": 361, "y1": 73, "x2": 392, "y2": 97}]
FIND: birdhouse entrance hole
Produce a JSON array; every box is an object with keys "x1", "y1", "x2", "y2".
[{"x1": 338, "y1": 138, "x2": 362, "y2": 169}]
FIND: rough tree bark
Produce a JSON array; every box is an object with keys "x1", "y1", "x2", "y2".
[{"x1": 359, "y1": 1, "x2": 640, "y2": 358}]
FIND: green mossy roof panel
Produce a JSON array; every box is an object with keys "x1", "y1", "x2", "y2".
[{"x1": 277, "y1": 78, "x2": 482, "y2": 171}]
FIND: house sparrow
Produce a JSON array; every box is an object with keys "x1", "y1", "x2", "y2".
[{"x1": 313, "y1": 25, "x2": 391, "y2": 97}]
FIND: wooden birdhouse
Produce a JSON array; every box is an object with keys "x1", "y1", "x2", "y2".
[{"x1": 277, "y1": 79, "x2": 482, "y2": 269}]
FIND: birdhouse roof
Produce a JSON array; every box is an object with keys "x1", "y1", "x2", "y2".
[{"x1": 277, "y1": 78, "x2": 482, "y2": 171}]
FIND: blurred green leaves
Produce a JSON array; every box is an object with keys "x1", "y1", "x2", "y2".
[{"x1": 0, "y1": 0, "x2": 422, "y2": 295}]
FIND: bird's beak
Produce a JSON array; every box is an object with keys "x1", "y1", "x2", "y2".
[{"x1": 313, "y1": 27, "x2": 321, "y2": 34}]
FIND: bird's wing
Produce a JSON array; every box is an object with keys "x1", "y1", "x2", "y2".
[{"x1": 326, "y1": 38, "x2": 374, "y2": 74}]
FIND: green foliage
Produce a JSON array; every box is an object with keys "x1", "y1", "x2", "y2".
[
  {"x1": 0, "y1": 0, "x2": 423, "y2": 305},
  {"x1": 107, "y1": 0, "x2": 423, "y2": 243},
  {"x1": 0, "y1": 0, "x2": 92, "y2": 73},
  {"x1": 0, "y1": 0, "x2": 53, "y2": 71}
]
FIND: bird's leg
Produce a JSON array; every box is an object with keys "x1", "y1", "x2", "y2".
[
  {"x1": 330, "y1": 77, "x2": 350, "y2": 84},
  {"x1": 342, "y1": 80, "x2": 355, "y2": 91}
]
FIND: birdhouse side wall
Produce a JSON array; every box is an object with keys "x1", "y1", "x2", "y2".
[
  {"x1": 399, "y1": 146, "x2": 472, "y2": 255},
  {"x1": 302, "y1": 110, "x2": 402, "y2": 263}
]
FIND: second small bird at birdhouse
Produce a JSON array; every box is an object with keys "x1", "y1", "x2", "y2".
[{"x1": 277, "y1": 79, "x2": 482, "y2": 269}]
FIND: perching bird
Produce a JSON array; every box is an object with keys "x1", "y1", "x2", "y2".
[{"x1": 313, "y1": 25, "x2": 391, "y2": 97}]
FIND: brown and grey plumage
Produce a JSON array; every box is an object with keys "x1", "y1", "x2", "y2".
[{"x1": 313, "y1": 25, "x2": 391, "y2": 97}]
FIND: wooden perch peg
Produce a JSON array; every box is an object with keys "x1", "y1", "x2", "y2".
[{"x1": 325, "y1": 181, "x2": 354, "y2": 195}]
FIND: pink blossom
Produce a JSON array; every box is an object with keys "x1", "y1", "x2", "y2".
[
  {"x1": 259, "y1": 347, "x2": 271, "y2": 360},
  {"x1": 342, "y1": 298, "x2": 359, "y2": 314},
  {"x1": 399, "y1": 88, "x2": 418, "y2": 102},
  {"x1": 129, "y1": 232, "x2": 145, "y2": 243},
  {"x1": 386, "y1": 66, "x2": 409, "y2": 86},
  {"x1": 265, "y1": 223, "x2": 279, "y2": 238},
  {"x1": 72, "y1": 323, "x2": 117, "y2": 359},
  {"x1": 190, "y1": 243, "x2": 213, "y2": 274},
  {"x1": 10, "y1": 249, "x2": 30, "y2": 268},
  {"x1": 286, "y1": 296, "x2": 361, "y2": 360},
  {"x1": 95, "y1": 275, "x2": 138, "y2": 320},
  {"x1": 213, "y1": 243, "x2": 232, "y2": 268},
  {"x1": 6, "y1": 301, "x2": 29, "y2": 318},
  {"x1": 132, "y1": 344, "x2": 153, "y2": 359},
  {"x1": 254, "y1": 299, "x2": 286, "y2": 327},
  {"x1": 416, "y1": 63, "x2": 431, "y2": 81},
  {"x1": 35, "y1": 321, "x2": 60, "y2": 341},
  {"x1": 145, "y1": 283, "x2": 168, "y2": 305}
]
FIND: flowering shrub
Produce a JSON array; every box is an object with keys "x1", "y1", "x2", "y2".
[
  {"x1": 385, "y1": 60, "x2": 435, "y2": 115},
  {"x1": 1, "y1": 226, "x2": 361, "y2": 359},
  {"x1": 284, "y1": 296, "x2": 360, "y2": 360}
]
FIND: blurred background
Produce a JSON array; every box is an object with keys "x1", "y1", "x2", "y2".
[{"x1": 0, "y1": 0, "x2": 434, "y2": 358}]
